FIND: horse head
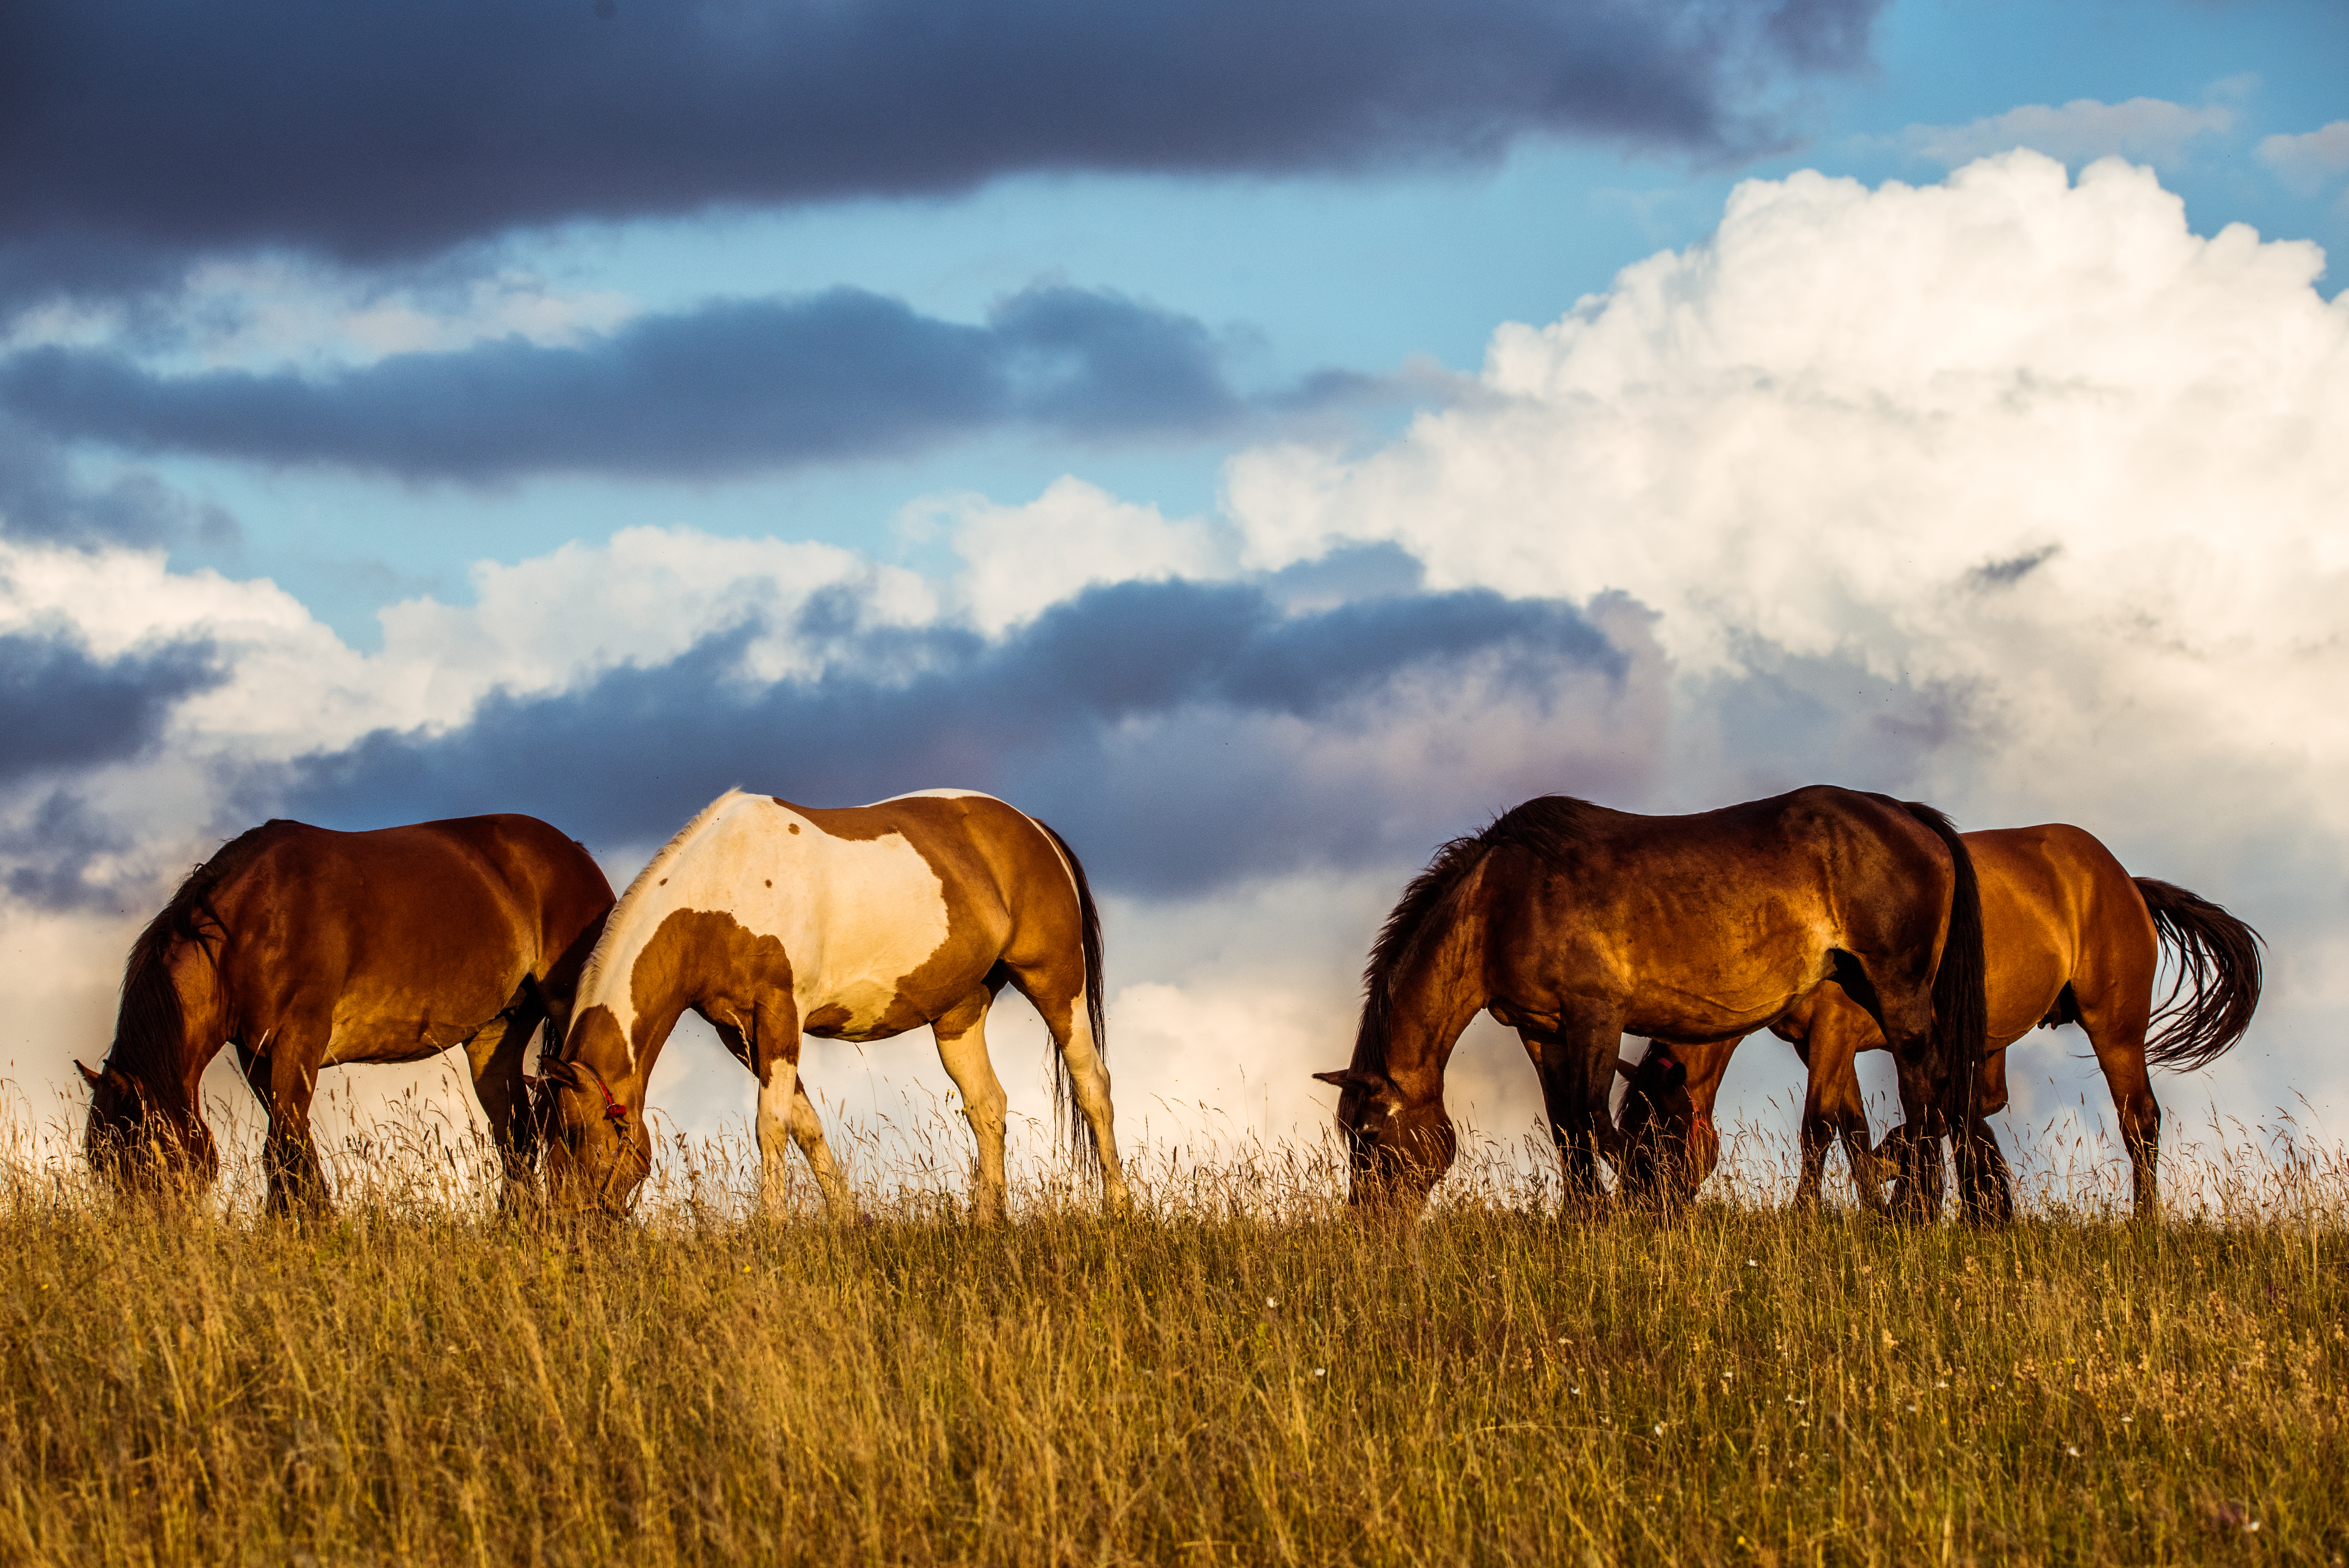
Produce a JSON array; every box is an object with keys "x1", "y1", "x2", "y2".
[
  {"x1": 1314, "y1": 1065, "x2": 1457, "y2": 1212},
  {"x1": 1611, "y1": 1044, "x2": 1714, "y2": 1206},
  {"x1": 78, "y1": 1058, "x2": 218, "y2": 1196},
  {"x1": 536, "y1": 1012, "x2": 653, "y2": 1217}
]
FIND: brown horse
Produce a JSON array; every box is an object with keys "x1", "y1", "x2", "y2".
[
  {"x1": 538, "y1": 788, "x2": 1125, "y2": 1222},
  {"x1": 1615, "y1": 824, "x2": 2262, "y2": 1219},
  {"x1": 1315, "y1": 786, "x2": 1988, "y2": 1220},
  {"x1": 78, "y1": 815, "x2": 613, "y2": 1214}
]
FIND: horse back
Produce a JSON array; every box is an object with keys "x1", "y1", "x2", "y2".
[
  {"x1": 204, "y1": 816, "x2": 609, "y2": 1056},
  {"x1": 784, "y1": 791, "x2": 1081, "y2": 991},
  {"x1": 1484, "y1": 786, "x2": 1955, "y2": 1036}
]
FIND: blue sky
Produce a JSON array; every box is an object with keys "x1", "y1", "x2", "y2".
[{"x1": 4, "y1": 0, "x2": 2345, "y2": 1195}]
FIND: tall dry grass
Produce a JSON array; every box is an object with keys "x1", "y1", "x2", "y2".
[{"x1": 0, "y1": 1102, "x2": 2343, "y2": 1566}]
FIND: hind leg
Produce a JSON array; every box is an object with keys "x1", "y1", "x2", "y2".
[
  {"x1": 1005, "y1": 969, "x2": 1131, "y2": 1215},
  {"x1": 1952, "y1": 1048, "x2": 2016, "y2": 1225},
  {"x1": 1880, "y1": 1011, "x2": 1950, "y2": 1224},
  {"x1": 933, "y1": 985, "x2": 1012, "y2": 1224},
  {"x1": 1789, "y1": 1009, "x2": 1892, "y2": 1214},
  {"x1": 2074, "y1": 992, "x2": 2162, "y2": 1219}
]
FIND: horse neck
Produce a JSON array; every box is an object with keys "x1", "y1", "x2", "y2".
[
  {"x1": 1368, "y1": 875, "x2": 1492, "y2": 1100},
  {"x1": 568, "y1": 892, "x2": 703, "y2": 1096},
  {"x1": 116, "y1": 938, "x2": 226, "y2": 1117}
]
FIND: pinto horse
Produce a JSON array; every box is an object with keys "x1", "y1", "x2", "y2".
[
  {"x1": 1315, "y1": 787, "x2": 1989, "y2": 1220},
  {"x1": 1615, "y1": 824, "x2": 2262, "y2": 1219},
  {"x1": 538, "y1": 788, "x2": 1126, "y2": 1222},
  {"x1": 78, "y1": 815, "x2": 613, "y2": 1214}
]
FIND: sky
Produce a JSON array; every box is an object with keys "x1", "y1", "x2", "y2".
[{"x1": 2, "y1": 0, "x2": 2345, "y2": 1206}]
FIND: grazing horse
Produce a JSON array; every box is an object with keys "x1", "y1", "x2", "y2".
[
  {"x1": 1315, "y1": 786, "x2": 1988, "y2": 1219},
  {"x1": 538, "y1": 788, "x2": 1126, "y2": 1222},
  {"x1": 78, "y1": 815, "x2": 613, "y2": 1214},
  {"x1": 1615, "y1": 824, "x2": 2262, "y2": 1219}
]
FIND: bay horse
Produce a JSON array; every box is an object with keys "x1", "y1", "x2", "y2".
[
  {"x1": 1315, "y1": 786, "x2": 1988, "y2": 1220},
  {"x1": 78, "y1": 815, "x2": 613, "y2": 1214},
  {"x1": 537, "y1": 788, "x2": 1126, "y2": 1223},
  {"x1": 1615, "y1": 823, "x2": 2261, "y2": 1219}
]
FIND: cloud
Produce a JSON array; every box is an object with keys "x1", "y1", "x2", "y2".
[
  {"x1": 1902, "y1": 98, "x2": 2233, "y2": 168},
  {"x1": 0, "y1": 412, "x2": 237, "y2": 547},
  {"x1": 8, "y1": 149, "x2": 2346, "y2": 1178},
  {"x1": 2257, "y1": 121, "x2": 2349, "y2": 193},
  {"x1": 0, "y1": 0, "x2": 1883, "y2": 304},
  {"x1": 279, "y1": 573, "x2": 1658, "y2": 897},
  {"x1": 0, "y1": 630, "x2": 219, "y2": 784},
  {"x1": 0, "y1": 287, "x2": 1251, "y2": 482}
]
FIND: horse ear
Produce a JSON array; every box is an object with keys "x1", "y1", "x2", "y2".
[
  {"x1": 75, "y1": 1059, "x2": 102, "y2": 1086},
  {"x1": 1311, "y1": 1069, "x2": 1352, "y2": 1088}
]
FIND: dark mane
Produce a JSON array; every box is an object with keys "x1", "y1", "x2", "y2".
[
  {"x1": 1479, "y1": 794, "x2": 1609, "y2": 865},
  {"x1": 106, "y1": 823, "x2": 284, "y2": 1090},
  {"x1": 1354, "y1": 796, "x2": 1603, "y2": 1073}
]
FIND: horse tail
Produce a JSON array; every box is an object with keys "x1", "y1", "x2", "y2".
[
  {"x1": 1033, "y1": 819, "x2": 1106, "y2": 1185},
  {"x1": 108, "y1": 824, "x2": 280, "y2": 1088},
  {"x1": 1899, "y1": 801, "x2": 1987, "y2": 1127},
  {"x1": 2134, "y1": 878, "x2": 2263, "y2": 1073}
]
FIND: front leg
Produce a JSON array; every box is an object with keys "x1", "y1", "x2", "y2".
[
  {"x1": 246, "y1": 1022, "x2": 331, "y2": 1218},
  {"x1": 1526, "y1": 1019, "x2": 1626, "y2": 1214},
  {"x1": 465, "y1": 991, "x2": 547, "y2": 1208}
]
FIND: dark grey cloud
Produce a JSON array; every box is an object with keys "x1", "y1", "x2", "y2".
[
  {"x1": 0, "y1": 632, "x2": 221, "y2": 783},
  {"x1": 280, "y1": 573, "x2": 1634, "y2": 895},
  {"x1": 0, "y1": 0, "x2": 1883, "y2": 302},
  {"x1": 0, "y1": 412, "x2": 239, "y2": 546},
  {"x1": 0, "y1": 287, "x2": 1245, "y2": 481},
  {"x1": 2, "y1": 789, "x2": 149, "y2": 913}
]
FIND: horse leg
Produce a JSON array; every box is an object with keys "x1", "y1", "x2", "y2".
[
  {"x1": 1532, "y1": 1019, "x2": 1626, "y2": 1214},
  {"x1": 748, "y1": 1006, "x2": 821, "y2": 1219},
  {"x1": 465, "y1": 992, "x2": 544, "y2": 1208},
  {"x1": 1016, "y1": 976, "x2": 1132, "y2": 1216},
  {"x1": 1875, "y1": 993, "x2": 1948, "y2": 1225},
  {"x1": 1797, "y1": 1009, "x2": 1886, "y2": 1213},
  {"x1": 2075, "y1": 1000, "x2": 2162, "y2": 1220},
  {"x1": 932, "y1": 985, "x2": 1012, "y2": 1224},
  {"x1": 1671, "y1": 1038, "x2": 1732, "y2": 1203},
  {"x1": 786, "y1": 1080, "x2": 853, "y2": 1218},
  {"x1": 249, "y1": 1025, "x2": 331, "y2": 1217},
  {"x1": 1952, "y1": 1048, "x2": 2015, "y2": 1225}
]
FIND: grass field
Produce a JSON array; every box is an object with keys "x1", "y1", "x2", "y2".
[{"x1": 2, "y1": 1115, "x2": 2344, "y2": 1567}]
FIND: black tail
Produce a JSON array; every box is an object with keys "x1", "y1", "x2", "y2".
[
  {"x1": 1034, "y1": 819, "x2": 1106, "y2": 1184},
  {"x1": 2134, "y1": 878, "x2": 2263, "y2": 1073},
  {"x1": 106, "y1": 823, "x2": 281, "y2": 1089},
  {"x1": 1900, "y1": 801, "x2": 1987, "y2": 1129}
]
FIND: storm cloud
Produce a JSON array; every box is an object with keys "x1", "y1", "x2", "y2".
[
  {"x1": 0, "y1": 632, "x2": 220, "y2": 783},
  {"x1": 282, "y1": 576, "x2": 1643, "y2": 895},
  {"x1": 0, "y1": 287, "x2": 1248, "y2": 481},
  {"x1": 0, "y1": 0, "x2": 1883, "y2": 299}
]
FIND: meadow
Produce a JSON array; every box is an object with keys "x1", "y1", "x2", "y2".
[{"x1": 1, "y1": 1109, "x2": 2343, "y2": 1567}]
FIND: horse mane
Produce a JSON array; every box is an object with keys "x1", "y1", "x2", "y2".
[
  {"x1": 107, "y1": 822, "x2": 283, "y2": 1091},
  {"x1": 578, "y1": 788, "x2": 746, "y2": 1002},
  {"x1": 1355, "y1": 795, "x2": 1605, "y2": 1075}
]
